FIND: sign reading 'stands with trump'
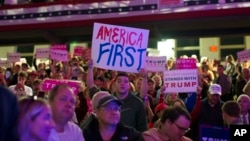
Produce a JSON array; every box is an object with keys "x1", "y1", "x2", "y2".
[{"x1": 91, "y1": 22, "x2": 149, "y2": 73}]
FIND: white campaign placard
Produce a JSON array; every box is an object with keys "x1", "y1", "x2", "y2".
[
  {"x1": 50, "y1": 44, "x2": 67, "y2": 50},
  {"x1": 0, "y1": 60, "x2": 11, "y2": 68},
  {"x1": 35, "y1": 48, "x2": 50, "y2": 59},
  {"x1": 50, "y1": 49, "x2": 69, "y2": 61},
  {"x1": 164, "y1": 69, "x2": 198, "y2": 93},
  {"x1": 237, "y1": 49, "x2": 250, "y2": 62},
  {"x1": 91, "y1": 22, "x2": 149, "y2": 73},
  {"x1": 145, "y1": 56, "x2": 166, "y2": 72},
  {"x1": 7, "y1": 53, "x2": 20, "y2": 63}
]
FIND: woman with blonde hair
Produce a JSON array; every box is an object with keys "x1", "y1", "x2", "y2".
[
  {"x1": 18, "y1": 96, "x2": 54, "y2": 141},
  {"x1": 165, "y1": 92, "x2": 179, "y2": 106}
]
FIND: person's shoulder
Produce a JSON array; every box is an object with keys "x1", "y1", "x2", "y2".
[
  {"x1": 117, "y1": 124, "x2": 144, "y2": 141},
  {"x1": 65, "y1": 122, "x2": 85, "y2": 140},
  {"x1": 66, "y1": 122, "x2": 82, "y2": 132},
  {"x1": 201, "y1": 98, "x2": 208, "y2": 103},
  {"x1": 183, "y1": 136, "x2": 193, "y2": 141},
  {"x1": 24, "y1": 85, "x2": 32, "y2": 89},
  {"x1": 8, "y1": 85, "x2": 15, "y2": 89},
  {"x1": 121, "y1": 124, "x2": 141, "y2": 133},
  {"x1": 0, "y1": 85, "x2": 18, "y2": 106},
  {"x1": 88, "y1": 86, "x2": 100, "y2": 99},
  {"x1": 218, "y1": 100, "x2": 225, "y2": 106},
  {"x1": 48, "y1": 129, "x2": 60, "y2": 141},
  {"x1": 81, "y1": 114, "x2": 97, "y2": 131},
  {"x1": 142, "y1": 128, "x2": 157, "y2": 135},
  {"x1": 142, "y1": 128, "x2": 160, "y2": 141},
  {"x1": 129, "y1": 93, "x2": 144, "y2": 103},
  {"x1": 1, "y1": 85, "x2": 16, "y2": 98}
]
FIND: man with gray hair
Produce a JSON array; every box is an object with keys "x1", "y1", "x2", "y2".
[{"x1": 237, "y1": 94, "x2": 250, "y2": 125}]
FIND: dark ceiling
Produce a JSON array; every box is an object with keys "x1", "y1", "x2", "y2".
[{"x1": 1, "y1": 5, "x2": 250, "y2": 47}]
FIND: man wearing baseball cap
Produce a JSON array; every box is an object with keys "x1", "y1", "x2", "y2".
[
  {"x1": 189, "y1": 84, "x2": 224, "y2": 141},
  {"x1": 83, "y1": 91, "x2": 144, "y2": 141}
]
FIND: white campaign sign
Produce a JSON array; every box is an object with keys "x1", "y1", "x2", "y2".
[
  {"x1": 7, "y1": 53, "x2": 20, "y2": 63},
  {"x1": 164, "y1": 69, "x2": 198, "y2": 93},
  {"x1": 0, "y1": 60, "x2": 11, "y2": 68},
  {"x1": 50, "y1": 49, "x2": 69, "y2": 61},
  {"x1": 35, "y1": 48, "x2": 50, "y2": 59},
  {"x1": 237, "y1": 49, "x2": 250, "y2": 62},
  {"x1": 91, "y1": 22, "x2": 149, "y2": 73},
  {"x1": 145, "y1": 56, "x2": 166, "y2": 72}
]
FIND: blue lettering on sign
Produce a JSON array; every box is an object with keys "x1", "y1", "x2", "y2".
[
  {"x1": 96, "y1": 42, "x2": 146, "y2": 71},
  {"x1": 125, "y1": 47, "x2": 135, "y2": 67},
  {"x1": 136, "y1": 48, "x2": 146, "y2": 70},
  {"x1": 112, "y1": 44, "x2": 123, "y2": 66},
  {"x1": 97, "y1": 42, "x2": 111, "y2": 65}
]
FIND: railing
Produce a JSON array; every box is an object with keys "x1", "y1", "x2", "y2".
[
  {"x1": 1, "y1": 0, "x2": 250, "y2": 30},
  {"x1": 0, "y1": 0, "x2": 126, "y2": 9}
]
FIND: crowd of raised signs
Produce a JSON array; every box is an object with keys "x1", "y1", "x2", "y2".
[{"x1": 0, "y1": 53, "x2": 250, "y2": 141}]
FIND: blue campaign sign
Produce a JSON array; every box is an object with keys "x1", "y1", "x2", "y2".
[
  {"x1": 91, "y1": 22, "x2": 149, "y2": 73},
  {"x1": 200, "y1": 125, "x2": 230, "y2": 141}
]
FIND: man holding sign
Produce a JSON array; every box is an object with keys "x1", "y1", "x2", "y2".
[
  {"x1": 86, "y1": 59, "x2": 148, "y2": 132},
  {"x1": 83, "y1": 23, "x2": 149, "y2": 132}
]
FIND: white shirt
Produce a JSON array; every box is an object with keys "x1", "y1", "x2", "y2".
[
  {"x1": 8, "y1": 84, "x2": 33, "y2": 97},
  {"x1": 48, "y1": 122, "x2": 85, "y2": 141}
]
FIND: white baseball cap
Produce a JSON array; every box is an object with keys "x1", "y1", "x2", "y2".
[{"x1": 209, "y1": 84, "x2": 221, "y2": 95}]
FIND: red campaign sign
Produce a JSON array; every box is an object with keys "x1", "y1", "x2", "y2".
[
  {"x1": 82, "y1": 48, "x2": 91, "y2": 61},
  {"x1": 175, "y1": 58, "x2": 197, "y2": 69},
  {"x1": 41, "y1": 79, "x2": 81, "y2": 94},
  {"x1": 73, "y1": 46, "x2": 84, "y2": 56}
]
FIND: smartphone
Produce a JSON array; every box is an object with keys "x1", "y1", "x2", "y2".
[
  {"x1": 5, "y1": 71, "x2": 11, "y2": 79},
  {"x1": 38, "y1": 91, "x2": 45, "y2": 98},
  {"x1": 71, "y1": 76, "x2": 78, "y2": 80}
]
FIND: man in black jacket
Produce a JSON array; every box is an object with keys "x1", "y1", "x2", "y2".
[
  {"x1": 83, "y1": 91, "x2": 144, "y2": 141},
  {"x1": 86, "y1": 59, "x2": 148, "y2": 132}
]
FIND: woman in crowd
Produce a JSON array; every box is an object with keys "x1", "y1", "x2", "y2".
[
  {"x1": 165, "y1": 92, "x2": 179, "y2": 106},
  {"x1": 18, "y1": 96, "x2": 54, "y2": 141}
]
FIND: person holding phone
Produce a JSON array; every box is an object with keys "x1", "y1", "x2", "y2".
[
  {"x1": 4, "y1": 67, "x2": 14, "y2": 86},
  {"x1": 8, "y1": 71, "x2": 33, "y2": 98},
  {"x1": 68, "y1": 57, "x2": 84, "y2": 80}
]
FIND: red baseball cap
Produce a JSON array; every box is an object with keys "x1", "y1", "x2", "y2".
[{"x1": 154, "y1": 103, "x2": 168, "y2": 113}]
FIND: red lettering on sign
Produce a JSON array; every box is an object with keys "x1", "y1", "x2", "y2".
[{"x1": 96, "y1": 25, "x2": 143, "y2": 48}]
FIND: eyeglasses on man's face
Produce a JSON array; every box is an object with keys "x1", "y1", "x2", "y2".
[
  {"x1": 173, "y1": 122, "x2": 190, "y2": 133},
  {"x1": 100, "y1": 105, "x2": 121, "y2": 112}
]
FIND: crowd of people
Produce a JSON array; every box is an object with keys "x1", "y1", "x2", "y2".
[{"x1": 1, "y1": 53, "x2": 250, "y2": 141}]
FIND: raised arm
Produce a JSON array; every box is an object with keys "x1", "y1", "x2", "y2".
[
  {"x1": 139, "y1": 68, "x2": 148, "y2": 99},
  {"x1": 86, "y1": 59, "x2": 94, "y2": 89}
]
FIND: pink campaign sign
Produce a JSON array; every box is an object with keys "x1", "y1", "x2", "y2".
[
  {"x1": 42, "y1": 79, "x2": 81, "y2": 94},
  {"x1": 175, "y1": 58, "x2": 197, "y2": 69},
  {"x1": 50, "y1": 44, "x2": 67, "y2": 50}
]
